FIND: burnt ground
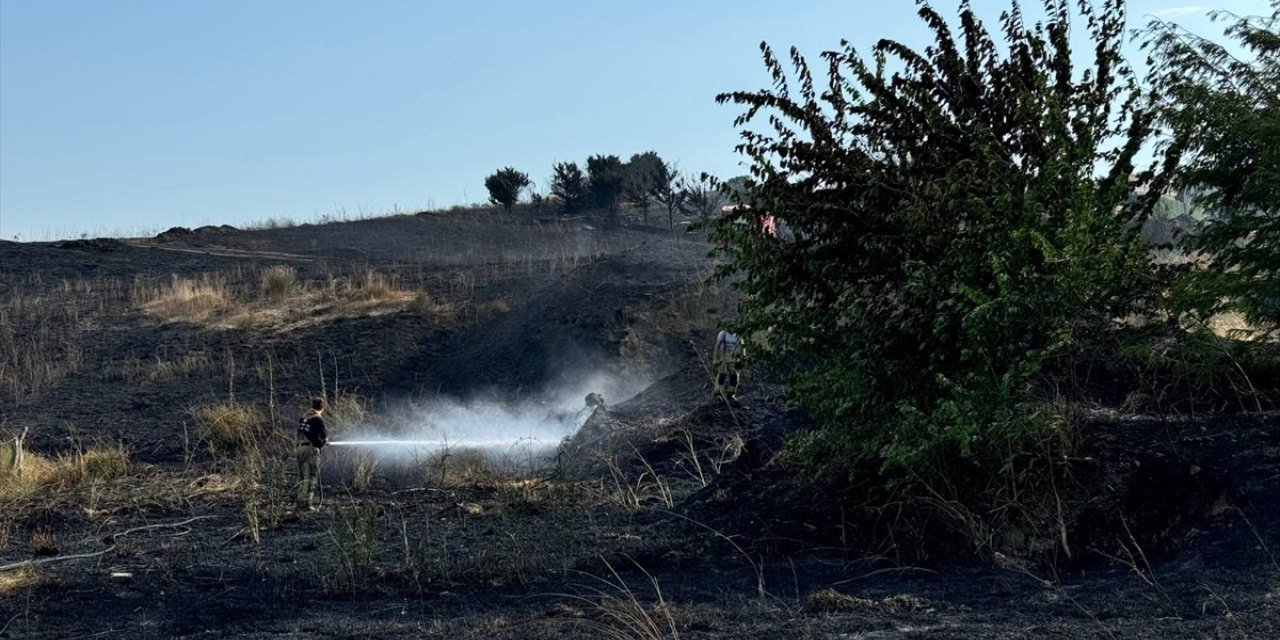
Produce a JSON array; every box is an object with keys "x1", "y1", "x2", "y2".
[{"x1": 2, "y1": 210, "x2": 1278, "y2": 638}]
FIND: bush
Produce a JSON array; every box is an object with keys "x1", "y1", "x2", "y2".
[
  {"x1": 713, "y1": 1, "x2": 1172, "y2": 476},
  {"x1": 484, "y1": 167, "x2": 531, "y2": 215},
  {"x1": 260, "y1": 265, "x2": 298, "y2": 300}
]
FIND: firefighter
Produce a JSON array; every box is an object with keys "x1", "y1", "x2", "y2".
[
  {"x1": 713, "y1": 329, "x2": 743, "y2": 403},
  {"x1": 295, "y1": 397, "x2": 329, "y2": 511}
]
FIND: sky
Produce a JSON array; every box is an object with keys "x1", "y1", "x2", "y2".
[{"x1": 0, "y1": 0, "x2": 1268, "y2": 240}]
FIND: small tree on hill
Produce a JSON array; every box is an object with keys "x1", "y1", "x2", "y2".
[
  {"x1": 484, "y1": 167, "x2": 531, "y2": 215},
  {"x1": 587, "y1": 154, "x2": 627, "y2": 222},
  {"x1": 679, "y1": 174, "x2": 724, "y2": 220},
  {"x1": 551, "y1": 161, "x2": 589, "y2": 215},
  {"x1": 625, "y1": 151, "x2": 665, "y2": 225},
  {"x1": 651, "y1": 160, "x2": 684, "y2": 231}
]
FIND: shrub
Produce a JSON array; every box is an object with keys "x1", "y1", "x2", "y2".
[
  {"x1": 484, "y1": 167, "x2": 532, "y2": 215},
  {"x1": 260, "y1": 265, "x2": 298, "y2": 300}
]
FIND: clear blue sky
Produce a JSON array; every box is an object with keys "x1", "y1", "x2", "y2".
[{"x1": 0, "y1": 0, "x2": 1265, "y2": 240}]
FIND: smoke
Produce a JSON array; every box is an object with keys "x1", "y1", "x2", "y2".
[{"x1": 328, "y1": 368, "x2": 651, "y2": 472}]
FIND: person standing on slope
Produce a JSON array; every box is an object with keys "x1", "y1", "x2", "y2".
[
  {"x1": 295, "y1": 397, "x2": 329, "y2": 511},
  {"x1": 713, "y1": 328, "x2": 743, "y2": 404}
]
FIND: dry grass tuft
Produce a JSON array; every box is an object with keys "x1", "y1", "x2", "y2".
[
  {"x1": 140, "y1": 276, "x2": 231, "y2": 320},
  {"x1": 350, "y1": 269, "x2": 400, "y2": 301},
  {"x1": 0, "y1": 441, "x2": 132, "y2": 503},
  {"x1": 30, "y1": 528, "x2": 58, "y2": 556},
  {"x1": 260, "y1": 265, "x2": 298, "y2": 300},
  {"x1": 409, "y1": 292, "x2": 458, "y2": 320},
  {"x1": 324, "y1": 391, "x2": 369, "y2": 431},
  {"x1": 401, "y1": 447, "x2": 502, "y2": 487},
  {"x1": 0, "y1": 566, "x2": 46, "y2": 597},
  {"x1": 557, "y1": 557, "x2": 681, "y2": 640},
  {"x1": 48, "y1": 445, "x2": 132, "y2": 487},
  {"x1": 193, "y1": 400, "x2": 265, "y2": 455}
]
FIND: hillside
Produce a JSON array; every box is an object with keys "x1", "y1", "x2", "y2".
[{"x1": 0, "y1": 211, "x2": 1277, "y2": 639}]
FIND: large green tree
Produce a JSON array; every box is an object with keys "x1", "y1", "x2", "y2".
[
  {"x1": 713, "y1": 0, "x2": 1173, "y2": 474},
  {"x1": 1146, "y1": 6, "x2": 1279, "y2": 335}
]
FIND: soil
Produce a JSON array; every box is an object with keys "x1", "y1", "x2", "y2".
[{"x1": 1, "y1": 212, "x2": 1277, "y2": 638}]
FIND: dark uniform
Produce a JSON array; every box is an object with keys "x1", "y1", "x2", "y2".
[{"x1": 295, "y1": 411, "x2": 328, "y2": 509}]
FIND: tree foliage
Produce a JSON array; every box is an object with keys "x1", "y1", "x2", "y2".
[
  {"x1": 1146, "y1": 6, "x2": 1280, "y2": 334},
  {"x1": 626, "y1": 151, "x2": 665, "y2": 224},
  {"x1": 483, "y1": 167, "x2": 531, "y2": 214},
  {"x1": 712, "y1": 0, "x2": 1172, "y2": 474},
  {"x1": 587, "y1": 154, "x2": 627, "y2": 220},
  {"x1": 551, "y1": 161, "x2": 589, "y2": 215}
]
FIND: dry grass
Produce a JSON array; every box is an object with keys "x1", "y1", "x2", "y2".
[
  {"x1": 416, "y1": 448, "x2": 502, "y2": 487},
  {"x1": 409, "y1": 291, "x2": 459, "y2": 320},
  {"x1": 324, "y1": 391, "x2": 369, "y2": 432},
  {"x1": 30, "y1": 529, "x2": 58, "y2": 556},
  {"x1": 0, "y1": 441, "x2": 132, "y2": 503},
  {"x1": 193, "y1": 400, "x2": 265, "y2": 456},
  {"x1": 557, "y1": 557, "x2": 681, "y2": 640},
  {"x1": 0, "y1": 566, "x2": 45, "y2": 598},
  {"x1": 260, "y1": 265, "x2": 298, "y2": 300},
  {"x1": 113, "y1": 350, "x2": 214, "y2": 384},
  {"x1": 351, "y1": 269, "x2": 399, "y2": 301},
  {"x1": 603, "y1": 451, "x2": 674, "y2": 511},
  {"x1": 0, "y1": 289, "x2": 91, "y2": 403},
  {"x1": 806, "y1": 588, "x2": 931, "y2": 614},
  {"x1": 139, "y1": 276, "x2": 231, "y2": 320}
]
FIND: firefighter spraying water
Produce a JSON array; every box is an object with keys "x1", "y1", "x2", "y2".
[
  {"x1": 322, "y1": 392, "x2": 607, "y2": 451},
  {"x1": 294, "y1": 397, "x2": 328, "y2": 511}
]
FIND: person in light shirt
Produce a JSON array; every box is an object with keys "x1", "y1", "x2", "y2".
[{"x1": 713, "y1": 329, "x2": 743, "y2": 404}]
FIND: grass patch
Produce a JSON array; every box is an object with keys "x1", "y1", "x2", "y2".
[
  {"x1": 0, "y1": 441, "x2": 132, "y2": 503},
  {"x1": 346, "y1": 268, "x2": 405, "y2": 302},
  {"x1": 410, "y1": 292, "x2": 458, "y2": 321},
  {"x1": 0, "y1": 566, "x2": 46, "y2": 597},
  {"x1": 140, "y1": 276, "x2": 231, "y2": 320},
  {"x1": 260, "y1": 265, "x2": 298, "y2": 300},
  {"x1": 193, "y1": 400, "x2": 265, "y2": 456}
]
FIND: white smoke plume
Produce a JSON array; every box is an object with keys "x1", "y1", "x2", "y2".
[{"x1": 326, "y1": 368, "x2": 650, "y2": 475}]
